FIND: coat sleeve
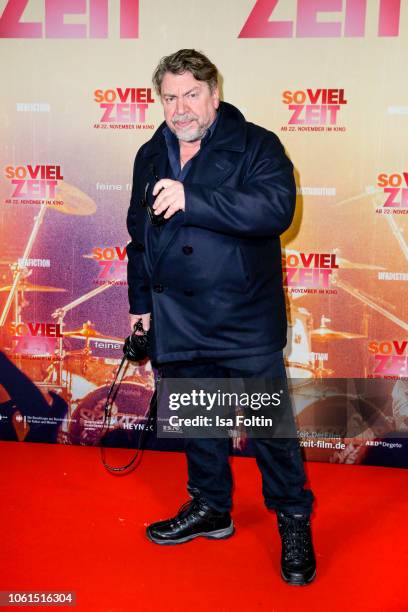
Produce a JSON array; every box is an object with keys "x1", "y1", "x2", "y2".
[
  {"x1": 126, "y1": 149, "x2": 152, "y2": 315},
  {"x1": 183, "y1": 133, "x2": 296, "y2": 238}
]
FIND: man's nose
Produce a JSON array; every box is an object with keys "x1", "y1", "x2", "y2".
[{"x1": 176, "y1": 96, "x2": 187, "y2": 115}]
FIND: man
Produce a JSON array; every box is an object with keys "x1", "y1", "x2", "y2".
[{"x1": 126, "y1": 49, "x2": 316, "y2": 585}]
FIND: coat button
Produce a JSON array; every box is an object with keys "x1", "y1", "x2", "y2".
[
  {"x1": 154, "y1": 284, "x2": 164, "y2": 293},
  {"x1": 184, "y1": 289, "x2": 194, "y2": 296},
  {"x1": 182, "y1": 245, "x2": 193, "y2": 255},
  {"x1": 135, "y1": 242, "x2": 145, "y2": 252}
]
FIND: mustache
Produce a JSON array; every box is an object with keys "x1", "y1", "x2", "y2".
[{"x1": 172, "y1": 113, "x2": 198, "y2": 125}]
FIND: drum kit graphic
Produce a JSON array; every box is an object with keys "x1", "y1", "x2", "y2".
[
  {"x1": 0, "y1": 184, "x2": 153, "y2": 445},
  {"x1": 0, "y1": 185, "x2": 407, "y2": 453}
]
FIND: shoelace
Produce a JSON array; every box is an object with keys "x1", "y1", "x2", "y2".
[
  {"x1": 279, "y1": 515, "x2": 311, "y2": 562},
  {"x1": 173, "y1": 497, "x2": 206, "y2": 527}
]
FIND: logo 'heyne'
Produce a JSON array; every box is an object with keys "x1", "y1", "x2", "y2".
[{"x1": 93, "y1": 88, "x2": 155, "y2": 130}]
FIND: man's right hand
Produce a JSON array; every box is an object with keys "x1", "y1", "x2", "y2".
[{"x1": 130, "y1": 313, "x2": 151, "y2": 335}]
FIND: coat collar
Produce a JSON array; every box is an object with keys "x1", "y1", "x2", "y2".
[{"x1": 141, "y1": 101, "x2": 247, "y2": 158}]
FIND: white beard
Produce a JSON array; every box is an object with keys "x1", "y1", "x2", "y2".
[
  {"x1": 175, "y1": 124, "x2": 207, "y2": 142},
  {"x1": 172, "y1": 113, "x2": 209, "y2": 142}
]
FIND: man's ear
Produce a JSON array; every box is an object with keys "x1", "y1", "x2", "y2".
[{"x1": 212, "y1": 86, "x2": 220, "y2": 109}]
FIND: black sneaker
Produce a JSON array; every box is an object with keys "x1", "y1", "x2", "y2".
[
  {"x1": 146, "y1": 497, "x2": 234, "y2": 545},
  {"x1": 277, "y1": 512, "x2": 316, "y2": 585}
]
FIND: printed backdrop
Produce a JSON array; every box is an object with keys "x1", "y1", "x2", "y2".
[{"x1": 0, "y1": 0, "x2": 407, "y2": 466}]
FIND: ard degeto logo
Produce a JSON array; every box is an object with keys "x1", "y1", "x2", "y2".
[
  {"x1": 3, "y1": 164, "x2": 64, "y2": 206},
  {"x1": 376, "y1": 172, "x2": 408, "y2": 215},
  {"x1": 281, "y1": 89, "x2": 348, "y2": 133},
  {"x1": 283, "y1": 251, "x2": 339, "y2": 296},
  {"x1": 93, "y1": 88, "x2": 155, "y2": 130}
]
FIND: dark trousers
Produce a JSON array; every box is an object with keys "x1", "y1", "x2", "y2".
[{"x1": 158, "y1": 351, "x2": 314, "y2": 516}]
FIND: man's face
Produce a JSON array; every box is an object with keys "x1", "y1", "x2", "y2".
[{"x1": 160, "y1": 71, "x2": 219, "y2": 143}]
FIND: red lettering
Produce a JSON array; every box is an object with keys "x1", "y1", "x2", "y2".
[
  {"x1": 120, "y1": 0, "x2": 139, "y2": 38},
  {"x1": 238, "y1": 0, "x2": 293, "y2": 38},
  {"x1": 297, "y1": 0, "x2": 342, "y2": 38},
  {"x1": 89, "y1": 0, "x2": 108, "y2": 38},
  {"x1": 393, "y1": 340, "x2": 408, "y2": 356},
  {"x1": 45, "y1": 0, "x2": 87, "y2": 39},
  {"x1": 299, "y1": 253, "x2": 315, "y2": 268},
  {"x1": 11, "y1": 180, "x2": 24, "y2": 197},
  {"x1": 115, "y1": 246, "x2": 127, "y2": 261},
  {"x1": 27, "y1": 322, "x2": 41, "y2": 336},
  {"x1": 345, "y1": 0, "x2": 366, "y2": 37},
  {"x1": 378, "y1": 0, "x2": 401, "y2": 36},
  {"x1": 238, "y1": 0, "x2": 401, "y2": 38},
  {"x1": 117, "y1": 88, "x2": 131, "y2": 103},
  {"x1": 100, "y1": 103, "x2": 114, "y2": 122},
  {"x1": 383, "y1": 188, "x2": 400, "y2": 207},
  {"x1": 0, "y1": 0, "x2": 42, "y2": 38}
]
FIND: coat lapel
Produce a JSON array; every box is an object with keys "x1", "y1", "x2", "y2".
[{"x1": 146, "y1": 102, "x2": 248, "y2": 273}]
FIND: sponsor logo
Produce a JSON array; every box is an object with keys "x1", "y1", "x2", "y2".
[
  {"x1": 18, "y1": 258, "x2": 51, "y2": 268},
  {"x1": 378, "y1": 272, "x2": 408, "y2": 281},
  {"x1": 283, "y1": 252, "x2": 339, "y2": 296},
  {"x1": 281, "y1": 89, "x2": 347, "y2": 132},
  {"x1": 16, "y1": 102, "x2": 50, "y2": 112},
  {"x1": 238, "y1": 0, "x2": 402, "y2": 38},
  {"x1": 368, "y1": 340, "x2": 408, "y2": 379},
  {"x1": 297, "y1": 186, "x2": 336, "y2": 197},
  {"x1": 96, "y1": 182, "x2": 131, "y2": 192},
  {"x1": 3, "y1": 164, "x2": 64, "y2": 206},
  {"x1": 0, "y1": 0, "x2": 139, "y2": 38},
  {"x1": 376, "y1": 172, "x2": 408, "y2": 214},
  {"x1": 93, "y1": 88, "x2": 155, "y2": 129}
]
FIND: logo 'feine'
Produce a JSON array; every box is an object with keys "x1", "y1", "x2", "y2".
[
  {"x1": 3, "y1": 164, "x2": 63, "y2": 206},
  {"x1": 376, "y1": 172, "x2": 408, "y2": 215},
  {"x1": 281, "y1": 89, "x2": 347, "y2": 133},
  {"x1": 283, "y1": 252, "x2": 339, "y2": 296},
  {"x1": 368, "y1": 340, "x2": 408, "y2": 379},
  {"x1": 93, "y1": 88, "x2": 155, "y2": 130}
]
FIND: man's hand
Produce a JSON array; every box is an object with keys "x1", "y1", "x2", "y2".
[
  {"x1": 130, "y1": 313, "x2": 151, "y2": 335},
  {"x1": 152, "y1": 179, "x2": 185, "y2": 219}
]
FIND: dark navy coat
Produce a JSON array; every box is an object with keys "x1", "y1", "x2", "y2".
[{"x1": 126, "y1": 101, "x2": 296, "y2": 363}]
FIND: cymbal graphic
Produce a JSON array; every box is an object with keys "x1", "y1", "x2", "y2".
[
  {"x1": 62, "y1": 322, "x2": 122, "y2": 343},
  {"x1": 311, "y1": 327, "x2": 366, "y2": 342},
  {"x1": 52, "y1": 181, "x2": 97, "y2": 216},
  {"x1": 0, "y1": 281, "x2": 67, "y2": 293}
]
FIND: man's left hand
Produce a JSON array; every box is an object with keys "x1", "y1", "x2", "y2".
[{"x1": 152, "y1": 179, "x2": 185, "y2": 219}]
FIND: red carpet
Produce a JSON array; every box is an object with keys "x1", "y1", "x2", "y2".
[{"x1": 1, "y1": 441, "x2": 407, "y2": 611}]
